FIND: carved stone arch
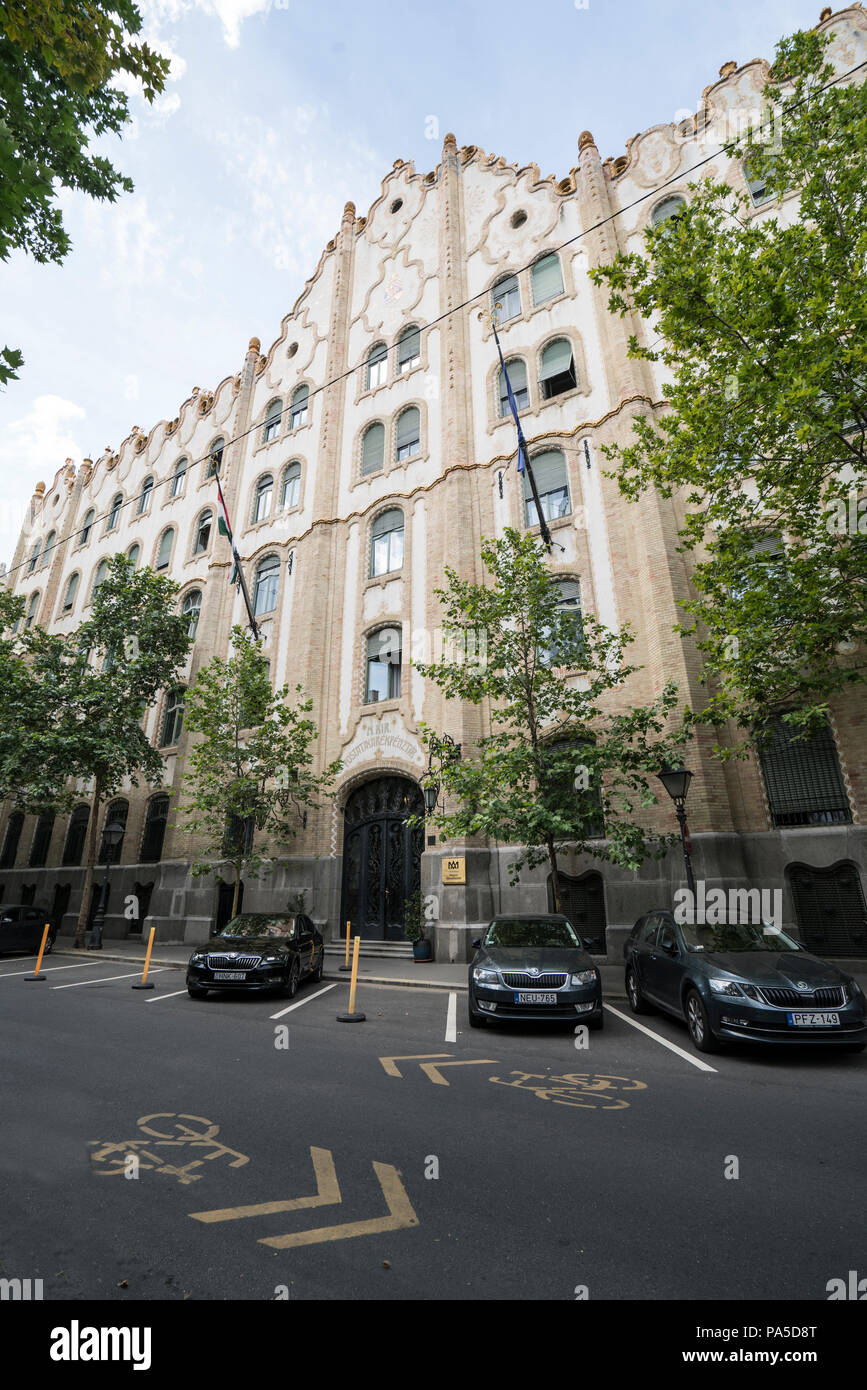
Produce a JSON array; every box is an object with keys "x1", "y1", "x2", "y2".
[{"x1": 340, "y1": 772, "x2": 424, "y2": 940}]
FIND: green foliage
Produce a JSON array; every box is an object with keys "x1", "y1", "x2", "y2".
[
  {"x1": 589, "y1": 26, "x2": 867, "y2": 750},
  {"x1": 413, "y1": 528, "x2": 690, "y2": 903},
  {"x1": 403, "y1": 888, "x2": 426, "y2": 944},
  {"x1": 176, "y1": 626, "x2": 341, "y2": 899},
  {"x1": 0, "y1": 0, "x2": 169, "y2": 377}
]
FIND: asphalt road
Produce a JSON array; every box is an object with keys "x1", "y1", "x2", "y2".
[{"x1": 1, "y1": 953, "x2": 865, "y2": 1303}]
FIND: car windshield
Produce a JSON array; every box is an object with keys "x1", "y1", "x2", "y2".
[
  {"x1": 221, "y1": 916, "x2": 296, "y2": 939},
  {"x1": 680, "y1": 920, "x2": 801, "y2": 953},
  {"x1": 484, "y1": 919, "x2": 581, "y2": 948}
]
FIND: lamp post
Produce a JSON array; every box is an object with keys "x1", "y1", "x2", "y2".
[
  {"x1": 423, "y1": 735, "x2": 460, "y2": 817},
  {"x1": 88, "y1": 819, "x2": 125, "y2": 950},
  {"x1": 657, "y1": 767, "x2": 695, "y2": 897},
  {"x1": 275, "y1": 767, "x2": 306, "y2": 828}
]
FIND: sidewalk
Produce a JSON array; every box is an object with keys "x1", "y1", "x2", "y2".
[{"x1": 50, "y1": 938, "x2": 629, "y2": 996}]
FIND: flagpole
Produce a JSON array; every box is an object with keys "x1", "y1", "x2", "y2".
[
  {"x1": 214, "y1": 468, "x2": 260, "y2": 640},
  {"x1": 491, "y1": 313, "x2": 553, "y2": 550}
]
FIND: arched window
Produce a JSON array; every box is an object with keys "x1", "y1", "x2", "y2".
[
  {"x1": 170, "y1": 458, "x2": 187, "y2": 498},
  {"x1": 366, "y1": 627, "x2": 402, "y2": 703},
  {"x1": 362, "y1": 422, "x2": 385, "y2": 476},
  {"x1": 499, "y1": 358, "x2": 529, "y2": 415},
  {"x1": 744, "y1": 159, "x2": 777, "y2": 206},
  {"x1": 27, "y1": 540, "x2": 41, "y2": 574},
  {"x1": 181, "y1": 590, "x2": 202, "y2": 639},
  {"x1": 193, "y1": 510, "x2": 212, "y2": 554},
  {"x1": 758, "y1": 714, "x2": 851, "y2": 827},
  {"x1": 141, "y1": 795, "x2": 170, "y2": 863},
  {"x1": 25, "y1": 592, "x2": 40, "y2": 629},
  {"x1": 0, "y1": 811, "x2": 24, "y2": 869},
  {"x1": 395, "y1": 407, "x2": 420, "y2": 461},
  {"x1": 99, "y1": 799, "x2": 129, "y2": 862},
  {"x1": 127, "y1": 544, "x2": 140, "y2": 569},
  {"x1": 540, "y1": 579, "x2": 584, "y2": 666},
  {"x1": 137, "y1": 477, "x2": 154, "y2": 515},
  {"x1": 253, "y1": 476, "x2": 273, "y2": 523},
  {"x1": 161, "y1": 688, "x2": 185, "y2": 747},
  {"x1": 540, "y1": 339, "x2": 577, "y2": 399},
  {"x1": 207, "y1": 438, "x2": 225, "y2": 477},
  {"x1": 280, "y1": 462, "x2": 301, "y2": 510},
  {"x1": 371, "y1": 508, "x2": 404, "y2": 577},
  {"x1": 263, "y1": 401, "x2": 282, "y2": 443},
  {"x1": 290, "y1": 384, "x2": 309, "y2": 429},
  {"x1": 531, "y1": 252, "x2": 564, "y2": 305},
  {"x1": 156, "y1": 529, "x2": 174, "y2": 570},
  {"x1": 491, "y1": 273, "x2": 520, "y2": 324},
  {"x1": 367, "y1": 342, "x2": 387, "y2": 389},
  {"x1": 42, "y1": 532, "x2": 56, "y2": 567},
  {"x1": 61, "y1": 572, "x2": 79, "y2": 614},
  {"x1": 62, "y1": 805, "x2": 90, "y2": 867},
  {"x1": 253, "y1": 554, "x2": 280, "y2": 616},
  {"x1": 524, "y1": 449, "x2": 571, "y2": 527},
  {"x1": 651, "y1": 195, "x2": 686, "y2": 226},
  {"x1": 79, "y1": 510, "x2": 95, "y2": 545},
  {"x1": 397, "y1": 326, "x2": 421, "y2": 374},
  {"x1": 92, "y1": 559, "x2": 108, "y2": 595},
  {"x1": 29, "y1": 812, "x2": 55, "y2": 868},
  {"x1": 107, "y1": 493, "x2": 123, "y2": 530}
]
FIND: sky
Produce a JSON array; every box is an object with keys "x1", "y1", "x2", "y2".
[{"x1": 0, "y1": 0, "x2": 824, "y2": 571}]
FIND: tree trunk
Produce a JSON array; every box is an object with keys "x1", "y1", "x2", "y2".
[
  {"x1": 546, "y1": 836, "x2": 563, "y2": 915},
  {"x1": 231, "y1": 856, "x2": 242, "y2": 919},
  {"x1": 74, "y1": 774, "x2": 103, "y2": 947}
]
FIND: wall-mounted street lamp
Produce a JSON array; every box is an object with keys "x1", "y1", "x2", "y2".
[
  {"x1": 274, "y1": 768, "x2": 307, "y2": 829},
  {"x1": 424, "y1": 735, "x2": 461, "y2": 818},
  {"x1": 89, "y1": 819, "x2": 125, "y2": 950},
  {"x1": 657, "y1": 767, "x2": 696, "y2": 896}
]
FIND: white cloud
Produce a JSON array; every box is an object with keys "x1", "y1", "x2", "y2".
[
  {"x1": 140, "y1": 0, "x2": 272, "y2": 49},
  {"x1": 0, "y1": 397, "x2": 86, "y2": 551}
]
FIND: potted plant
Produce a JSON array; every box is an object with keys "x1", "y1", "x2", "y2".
[{"x1": 404, "y1": 889, "x2": 432, "y2": 961}]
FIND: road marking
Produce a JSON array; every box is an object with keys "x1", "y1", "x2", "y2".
[
  {"x1": 445, "y1": 992, "x2": 457, "y2": 1042},
  {"x1": 259, "y1": 1162, "x2": 417, "y2": 1250},
  {"x1": 190, "y1": 1147, "x2": 340, "y2": 1223},
  {"x1": 603, "y1": 1003, "x2": 718, "y2": 1073},
  {"x1": 379, "y1": 1053, "x2": 452, "y2": 1077},
  {"x1": 270, "y1": 982, "x2": 338, "y2": 1019},
  {"x1": 146, "y1": 989, "x2": 190, "y2": 1003},
  {"x1": 420, "y1": 1058, "x2": 498, "y2": 1086},
  {"x1": 52, "y1": 968, "x2": 169, "y2": 990},
  {"x1": 0, "y1": 962, "x2": 100, "y2": 978}
]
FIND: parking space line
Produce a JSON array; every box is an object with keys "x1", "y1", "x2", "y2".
[
  {"x1": 52, "y1": 968, "x2": 170, "y2": 990},
  {"x1": 0, "y1": 962, "x2": 100, "y2": 979},
  {"x1": 445, "y1": 992, "x2": 457, "y2": 1043},
  {"x1": 146, "y1": 989, "x2": 191, "y2": 1003},
  {"x1": 270, "y1": 983, "x2": 338, "y2": 1019},
  {"x1": 603, "y1": 1003, "x2": 718, "y2": 1073}
]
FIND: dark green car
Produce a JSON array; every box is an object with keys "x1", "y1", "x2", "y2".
[
  {"x1": 186, "y1": 913, "x2": 324, "y2": 999},
  {"x1": 624, "y1": 910, "x2": 867, "y2": 1054}
]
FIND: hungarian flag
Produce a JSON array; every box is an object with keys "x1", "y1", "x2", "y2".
[
  {"x1": 215, "y1": 472, "x2": 241, "y2": 589},
  {"x1": 492, "y1": 318, "x2": 526, "y2": 474}
]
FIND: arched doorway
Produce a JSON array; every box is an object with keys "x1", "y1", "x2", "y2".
[{"x1": 341, "y1": 775, "x2": 424, "y2": 940}]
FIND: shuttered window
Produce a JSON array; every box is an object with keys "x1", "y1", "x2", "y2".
[
  {"x1": 362, "y1": 423, "x2": 385, "y2": 475},
  {"x1": 499, "y1": 359, "x2": 529, "y2": 415},
  {"x1": 371, "y1": 509, "x2": 404, "y2": 577},
  {"x1": 367, "y1": 343, "x2": 387, "y2": 388},
  {"x1": 758, "y1": 716, "x2": 852, "y2": 827},
  {"x1": 62, "y1": 573, "x2": 79, "y2": 613},
  {"x1": 397, "y1": 327, "x2": 421, "y2": 373},
  {"x1": 141, "y1": 796, "x2": 169, "y2": 863},
  {"x1": 396, "y1": 407, "x2": 420, "y2": 460},
  {"x1": 540, "y1": 339, "x2": 577, "y2": 399},
  {"x1": 290, "y1": 385, "x2": 309, "y2": 428},
  {"x1": 263, "y1": 401, "x2": 282, "y2": 442},
  {"x1": 524, "y1": 450, "x2": 571, "y2": 526},
  {"x1": 651, "y1": 195, "x2": 686, "y2": 226},
  {"x1": 156, "y1": 530, "x2": 174, "y2": 570},
  {"x1": 531, "y1": 253, "x2": 564, "y2": 304},
  {"x1": 254, "y1": 555, "x2": 280, "y2": 616},
  {"x1": 280, "y1": 463, "x2": 301, "y2": 509},
  {"x1": 491, "y1": 274, "x2": 520, "y2": 324}
]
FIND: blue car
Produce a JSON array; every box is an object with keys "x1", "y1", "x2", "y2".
[{"x1": 624, "y1": 909, "x2": 867, "y2": 1054}]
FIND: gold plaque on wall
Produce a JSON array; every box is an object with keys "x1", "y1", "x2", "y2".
[{"x1": 441, "y1": 857, "x2": 466, "y2": 885}]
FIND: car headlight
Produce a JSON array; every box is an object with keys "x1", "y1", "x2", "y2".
[
  {"x1": 472, "y1": 967, "x2": 499, "y2": 984},
  {"x1": 708, "y1": 978, "x2": 746, "y2": 997},
  {"x1": 570, "y1": 970, "x2": 598, "y2": 986},
  {"x1": 846, "y1": 978, "x2": 864, "y2": 1001}
]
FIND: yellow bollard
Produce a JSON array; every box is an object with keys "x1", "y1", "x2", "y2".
[
  {"x1": 132, "y1": 926, "x2": 156, "y2": 990},
  {"x1": 339, "y1": 918, "x2": 352, "y2": 971},
  {"x1": 337, "y1": 935, "x2": 366, "y2": 1022},
  {"x1": 25, "y1": 924, "x2": 51, "y2": 981}
]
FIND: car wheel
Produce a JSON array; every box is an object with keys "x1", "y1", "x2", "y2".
[
  {"x1": 187, "y1": 984, "x2": 209, "y2": 999},
  {"x1": 626, "y1": 967, "x2": 651, "y2": 1015},
  {"x1": 685, "y1": 988, "x2": 720, "y2": 1053},
  {"x1": 283, "y1": 960, "x2": 301, "y2": 999}
]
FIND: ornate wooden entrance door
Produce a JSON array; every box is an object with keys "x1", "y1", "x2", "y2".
[{"x1": 341, "y1": 776, "x2": 424, "y2": 939}]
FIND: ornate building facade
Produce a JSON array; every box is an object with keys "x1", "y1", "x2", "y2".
[{"x1": 2, "y1": 5, "x2": 866, "y2": 959}]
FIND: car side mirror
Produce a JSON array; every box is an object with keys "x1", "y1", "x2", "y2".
[
  {"x1": 471, "y1": 938, "x2": 482, "y2": 950},
  {"x1": 663, "y1": 939, "x2": 678, "y2": 956}
]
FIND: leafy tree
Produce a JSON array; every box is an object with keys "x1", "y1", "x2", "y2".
[
  {"x1": 61, "y1": 554, "x2": 192, "y2": 944},
  {"x1": 413, "y1": 528, "x2": 691, "y2": 912},
  {"x1": 589, "y1": 27, "x2": 867, "y2": 753},
  {"x1": 0, "y1": 0, "x2": 169, "y2": 383},
  {"x1": 176, "y1": 626, "x2": 341, "y2": 920}
]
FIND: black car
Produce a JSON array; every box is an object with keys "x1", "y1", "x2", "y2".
[
  {"x1": 468, "y1": 914, "x2": 603, "y2": 1028},
  {"x1": 186, "y1": 913, "x2": 324, "y2": 999},
  {"x1": 624, "y1": 909, "x2": 867, "y2": 1054},
  {"x1": 0, "y1": 905, "x2": 56, "y2": 955}
]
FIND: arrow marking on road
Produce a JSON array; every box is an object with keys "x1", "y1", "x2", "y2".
[
  {"x1": 419, "y1": 1059, "x2": 498, "y2": 1086},
  {"x1": 379, "y1": 1053, "x2": 453, "y2": 1077},
  {"x1": 189, "y1": 1146, "x2": 340, "y2": 1223},
  {"x1": 258, "y1": 1162, "x2": 418, "y2": 1249}
]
